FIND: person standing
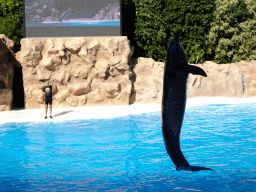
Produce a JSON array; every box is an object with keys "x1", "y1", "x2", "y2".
[{"x1": 43, "y1": 80, "x2": 54, "y2": 119}]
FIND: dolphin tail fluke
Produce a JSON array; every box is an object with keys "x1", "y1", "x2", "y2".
[
  {"x1": 189, "y1": 165, "x2": 213, "y2": 171},
  {"x1": 186, "y1": 64, "x2": 207, "y2": 77},
  {"x1": 176, "y1": 165, "x2": 213, "y2": 172}
]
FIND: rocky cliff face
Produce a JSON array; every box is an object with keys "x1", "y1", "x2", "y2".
[
  {"x1": 131, "y1": 57, "x2": 165, "y2": 104},
  {"x1": 2, "y1": 35, "x2": 256, "y2": 111},
  {"x1": 133, "y1": 59, "x2": 256, "y2": 102},
  {"x1": 15, "y1": 36, "x2": 134, "y2": 109},
  {"x1": 134, "y1": 58, "x2": 256, "y2": 103},
  {"x1": 187, "y1": 61, "x2": 244, "y2": 97},
  {"x1": 0, "y1": 34, "x2": 17, "y2": 111}
]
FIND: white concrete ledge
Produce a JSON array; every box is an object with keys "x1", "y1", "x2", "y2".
[{"x1": 1, "y1": 97, "x2": 256, "y2": 124}]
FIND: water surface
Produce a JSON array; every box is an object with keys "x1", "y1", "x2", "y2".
[{"x1": 0, "y1": 103, "x2": 255, "y2": 191}]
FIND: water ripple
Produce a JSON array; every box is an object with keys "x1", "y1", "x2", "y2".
[{"x1": 0, "y1": 103, "x2": 256, "y2": 191}]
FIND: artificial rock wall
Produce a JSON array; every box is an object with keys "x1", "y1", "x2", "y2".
[
  {"x1": 2, "y1": 34, "x2": 256, "y2": 111},
  {"x1": 15, "y1": 36, "x2": 134, "y2": 109},
  {"x1": 133, "y1": 59, "x2": 256, "y2": 100},
  {"x1": 0, "y1": 34, "x2": 16, "y2": 111}
]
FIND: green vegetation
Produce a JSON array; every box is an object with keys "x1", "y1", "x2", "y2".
[
  {"x1": 0, "y1": 0, "x2": 256, "y2": 64},
  {"x1": 0, "y1": 0, "x2": 23, "y2": 52},
  {"x1": 205, "y1": 0, "x2": 256, "y2": 63},
  {"x1": 125, "y1": 0, "x2": 256, "y2": 63},
  {"x1": 134, "y1": 0, "x2": 215, "y2": 63},
  {"x1": 134, "y1": 0, "x2": 167, "y2": 62}
]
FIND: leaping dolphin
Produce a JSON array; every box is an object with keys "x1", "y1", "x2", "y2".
[{"x1": 162, "y1": 34, "x2": 213, "y2": 171}]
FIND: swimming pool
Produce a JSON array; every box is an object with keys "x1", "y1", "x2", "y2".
[{"x1": 0, "y1": 103, "x2": 255, "y2": 191}]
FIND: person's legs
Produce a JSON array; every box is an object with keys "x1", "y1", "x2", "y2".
[
  {"x1": 49, "y1": 97, "x2": 53, "y2": 118},
  {"x1": 49, "y1": 105, "x2": 52, "y2": 117},
  {"x1": 45, "y1": 104, "x2": 48, "y2": 118},
  {"x1": 45, "y1": 96, "x2": 51, "y2": 119}
]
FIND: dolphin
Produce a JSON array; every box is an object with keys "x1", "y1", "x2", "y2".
[{"x1": 162, "y1": 34, "x2": 213, "y2": 171}]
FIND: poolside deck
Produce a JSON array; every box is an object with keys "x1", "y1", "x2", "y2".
[{"x1": 1, "y1": 97, "x2": 256, "y2": 124}]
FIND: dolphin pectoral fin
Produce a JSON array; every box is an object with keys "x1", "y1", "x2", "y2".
[
  {"x1": 186, "y1": 65, "x2": 207, "y2": 77},
  {"x1": 176, "y1": 165, "x2": 213, "y2": 172}
]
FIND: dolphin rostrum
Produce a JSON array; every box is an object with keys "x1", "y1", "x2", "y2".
[{"x1": 162, "y1": 34, "x2": 213, "y2": 171}]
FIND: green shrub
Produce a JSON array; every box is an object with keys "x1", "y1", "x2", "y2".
[{"x1": 0, "y1": 0, "x2": 24, "y2": 52}]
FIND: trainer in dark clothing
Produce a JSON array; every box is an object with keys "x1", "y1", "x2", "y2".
[
  {"x1": 43, "y1": 85, "x2": 53, "y2": 105},
  {"x1": 44, "y1": 80, "x2": 54, "y2": 119}
]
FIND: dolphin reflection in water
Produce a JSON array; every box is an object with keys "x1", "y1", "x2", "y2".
[{"x1": 161, "y1": 34, "x2": 213, "y2": 171}]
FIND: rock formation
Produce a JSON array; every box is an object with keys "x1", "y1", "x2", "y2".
[
  {"x1": 187, "y1": 60, "x2": 256, "y2": 98},
  {"x1": 0, "y1": 34, "x2": 17, "y2": 111},
  {"x1": 131, "y1": 57, "x2": 164, "y2": 104},
  {"x1": 132, "y1": 59, "x2": 256, "y2": 103},
  {"x1": 2, "y1": 34, "x2": 256, "y2": 112},
  {"x1": 15, "y1": 36, "x2": 134, "y2": 109}
]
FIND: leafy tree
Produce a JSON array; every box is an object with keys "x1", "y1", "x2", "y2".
[
  {"x1": 134, "y1": 0, "x2": 215, "y2": 63},
  {"x1": 0, "y1": 0, "x2": 24, "y2": 53},
  {"x1": 2, "y1": 0, "x2": 255, "y2": 64},
  {"x1": 134, "y1": 0, "x2": 168, "y2": 62},
  {"x1": 205, "y1": 0, "x2": 256, "y2": 63},
  {"x1": 162, "y1": 0, "x2": 215, "y2": 63}
]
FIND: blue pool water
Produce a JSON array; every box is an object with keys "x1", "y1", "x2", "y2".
[{"x1": 0, "y1": 103, "x2": 256, "y2": 191}]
